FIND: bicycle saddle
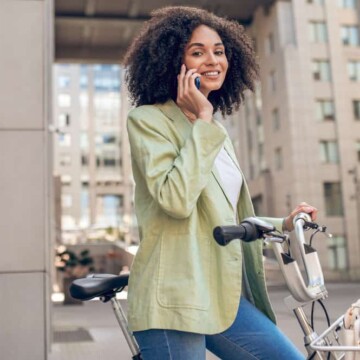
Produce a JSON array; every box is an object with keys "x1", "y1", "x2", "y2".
[{"x1": 70, "y1": 273, "x2": 129, "y2": 301}]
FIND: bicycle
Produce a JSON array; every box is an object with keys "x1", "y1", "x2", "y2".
[{"x1": 70, "y1": 213, "x2": 360, "y2": 360}]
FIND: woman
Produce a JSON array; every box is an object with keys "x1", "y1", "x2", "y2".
[{"x1": 124, "y1": 6, "x2": 316, "y2": 360}]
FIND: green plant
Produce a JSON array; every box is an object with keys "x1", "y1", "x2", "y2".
[{"x1": 56, "y1": 249, "x2": 94, "y2": 278}]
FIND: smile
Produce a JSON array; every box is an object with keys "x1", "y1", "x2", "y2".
[{"x1": 201, "y1": 71, "x2": 220, "y2": 77}]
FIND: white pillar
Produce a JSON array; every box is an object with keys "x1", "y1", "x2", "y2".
[{"x1": 0, "y1": 1, "x2": 53, "y2": 359}]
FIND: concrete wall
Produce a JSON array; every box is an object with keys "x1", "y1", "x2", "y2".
[{"x1": 0, "y1": 1, "x2": 53, "y2": 359}]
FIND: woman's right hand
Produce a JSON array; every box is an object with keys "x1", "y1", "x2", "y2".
[{"x1": 176, "y1": 64, "x2": 213, "y2": 123}]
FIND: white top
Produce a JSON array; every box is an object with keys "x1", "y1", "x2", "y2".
[{"x1": 214, "y1": 146, "x2": 243, "y2": 212}]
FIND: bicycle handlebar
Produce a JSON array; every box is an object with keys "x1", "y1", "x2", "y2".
[{"x1": 213, "y1": 217, "x2": 277, "y2": 246}]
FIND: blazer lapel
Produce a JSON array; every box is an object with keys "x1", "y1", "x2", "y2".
[
  {"x1": 156, "y1": 100, "x2": 235, "y2": 211},
  {"x1": 156, "y1": 99, "x2": 192, "y2": 139}
]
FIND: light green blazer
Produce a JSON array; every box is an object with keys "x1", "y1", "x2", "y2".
[{"x1": 127, "y1": 99, "x2": 283, "y2": 334}]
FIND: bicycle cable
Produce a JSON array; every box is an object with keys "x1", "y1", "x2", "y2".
[{"x1": 310, "y1": 299, "x2": 331, "y2": 359}]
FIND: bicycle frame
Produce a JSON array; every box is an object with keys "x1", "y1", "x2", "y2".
[
  {"x1": 71, "y1": 213, "x2": 360, "y2": 360},
  {"x1": 270, "y1": 212, "x2": 360, "y2": 359}
]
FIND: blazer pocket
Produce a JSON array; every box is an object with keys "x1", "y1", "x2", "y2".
[{"x1": 157, "y1": 234, "x2": 211, "y2": 310}]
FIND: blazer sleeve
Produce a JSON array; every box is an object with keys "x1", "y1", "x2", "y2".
[{"x1": 127, "y1": 108, "x2": 227, "y2": 219}]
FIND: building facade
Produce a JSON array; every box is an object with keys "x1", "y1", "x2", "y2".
[
  {"x1": 53, "y1": 64, "x2": 134, "y2": 244},
  {"x1": 224, "y1": 0, "x2": 360, "y2": 279}
]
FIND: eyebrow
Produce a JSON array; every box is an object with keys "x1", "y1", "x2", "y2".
[{"x1": 187, "y1": 42, "x2": 224, "y2": 49}]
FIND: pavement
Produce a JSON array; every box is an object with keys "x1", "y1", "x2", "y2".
[{"x1": 49, "y1": 282, "x2": 360, "y2": 360}]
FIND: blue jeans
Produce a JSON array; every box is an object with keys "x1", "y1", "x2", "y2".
[{"x1": 133, "y1": 297, "x2": 305, "y2": 360}]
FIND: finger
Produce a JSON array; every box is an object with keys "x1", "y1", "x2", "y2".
[
  {"x1": 311, "y1": 208, "x2": 318, "y2": 221},
  {"x1": 184, "y1": 68, "x2": 197, "y2": 94},
  {"x1": 177, "y1": 64, "x2": 186, "y2": 99},
  {"x1": 190, "y1": 72, "x2": 202, "y2": 89}
]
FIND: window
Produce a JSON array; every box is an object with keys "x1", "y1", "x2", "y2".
[
  {"x1": 327, "y1": 236, "x2": 347, "y2": 270},
  {"x1": 58, "y1": 94, "x2": 71, "y2": 108},
  {"x1": 309, "y1": 22, "x2": 328, "y2": 43},
  {"x1": 353, "y1": 100, "x2": 360, "y2": 119},
  {"x1": 348, "y1": 61, "x2": 360, "y2": 81},
  {"x1": 61, "y1": 175, "x2": 72, "y2": 186},
  {"x1": 258, "y1": 143, "x2": 266, "y2": 171},
  {"x1": 315, "y1": 100, "x2": 335, "y2": 121},
  {"x1": 59, "y1": 153, "x2": 71, "y2": 166},
  {"x1": 93, "y1": 64, "x2": 121, "y2": 92},
  {"x1": 58, "y1": 75, "x2": 70, "y2": 89},
  {"x1": 96, "y1": 195, "x2": 122, "y2": 227},
  {"x1": 61, "y1": 194, "x2": 73, "y2": 208},
  {"x1": 58, "y1": 113, "x2": 70, "y2": 127},
  {"x1": 308, "y1": 0, "x2": 324, "y2": 4},
  {"x1": 265, "y1": 33, "x2": 275, "y2": 55},
  {"x1": 272, "y1": 108, "x2": 280, "y2": 130},
  {"x1": 341, "y1": 26, "x2": 360, "y2": 46},
  {"x1": 80, "y1": 65, "x2": 88, "y2": 90},
  {"x1": 58, "y1": 133, "x2": 71, "y2": 147},
  {"x1": 356, "y1": 141, "x2": 360, "y2": 162},
  {"x1": 323, "y1": 182, "x2": 344, "y2": 216},
  {"x1": 338, "y1": 0, "x2": 357, "y2": 8},
  {"x1": 269, "y1": 71, "x2": 276, "y2": 92},
  {"x1": 252, "y1": 195, "x2": 264, "y2": 216},
  {"x1": 319, "y1": 140, "x2": 339, "y2": 163},
  {"x1": 81, "y1": 154, "x2": 88, "y2": 166},
  {"x1": 274, "y1": 147, "x2": 283, "y2": 170},
  {"x1": 80, "y1": 133, "x2": 88, "y2": 148},
  {"x1": 312, "y1": 60, "x2": 331, "y2": 81}
]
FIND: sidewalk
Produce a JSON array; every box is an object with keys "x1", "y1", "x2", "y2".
[{"x1": 49, "y1": 283, "x2": 360, "y2": 360}]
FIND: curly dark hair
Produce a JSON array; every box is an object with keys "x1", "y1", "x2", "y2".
[{"x1": 124, "y1": 6, "x2": 259, "y2": 116}]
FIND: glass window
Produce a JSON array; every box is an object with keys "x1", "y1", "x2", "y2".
[
  {"x1": 315, "y1": 100, "x2": 335, "y2": 121},
  {"x1": 308, "y1": 0, "x2": 325, "y2": 4},
  {"x1": 327, "y1": 236, "x2": 347, "y2": 270},
  {"x1": 80, "y1": 133, "x2": 88, "y2": 148},
  {"x1": 338, "y1": 0, "x2": 357, "y2": 8},
  {"x1": 274, "y1": 147, "x2": 283, "y2": 170},
  {"x1": 58, "y1": 75, "x2": 70, "y2": 89},
  {"x1": 313, "y1": 60, "x2": 331, "y2": 81},
  {"x1": 81, "y1": 154, "x2": 88, "y2": 166},
  {"x1": 341, "y1": 26, "x2": 360, "y2": 46},
  {"x1": 58, "y1": 113, "x2": 70, "y2": 127},
  {"x1": 94, "y1": 93, "x2": 121, "y2": 126},
  {"x1": 272, "y1": 108, "x2": 280, "y2": 130},
  {"x1": 309, "y1": 22, "x2": 328, "y2": 43},
  {"x1": 58, "y1": 94, "x2": 71, "y2": 108},
  {"x1": 319, "y1": 140, "x2": 339, "y2": 163},
  {"x1": 356, "y1": 141, "x2": 360, "y2": 162},
  {"x1": 265, "y1": 33, "x2": 275, "y2": 55},
  {"x1": 58, "y1": 133, "x2": 71, "y2": 147},
  {"x1": 96, "y1": 195, "x2": 122, "y2": 227},
  {"x1": 79, "y1": 188, "x2": 90, "y2": 228},
  {"x1": 80, "y1": 65, "x2": 88, "y2": 90},
  {"x1": 348, "y1": 61, "x2": 360, "y2": 81},
  {"x1": 61, "y1": 175, "x2": 72, "y2": 186},
  {"x1": 269, "y1": 71, "x2": 276, "y2": 92},
  {"x1": 61, "y1": 194, "x2": 72, "y2": 208},
  {"x1": 258, "y1": 143, "x2": 266, "y2": 171},
  {"x1": 353, "y1": 100, "x2": 360, "y2": 119},
  {"x1": 252, "y1": 195, "x2": 264, "y2": 216},
  {"x1": 323, "y1": 182, "x2": 344, "y2": 216},
  {"x1": 80, "y1": 93, "x2": 89, "y2": 108},
  {"x1": 59, "y1": 153, "x2": 71, "y2": 166},
  {"x1": 93, "y1": 64, "x2": 121, "y2": 92},
  {"x1": 61, "y1": 215, "x2": 76, "y2": 230}
]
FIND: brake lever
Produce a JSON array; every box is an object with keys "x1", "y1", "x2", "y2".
[{"x1": 263, "y1": 231, "x2": 289, "y2": 245}]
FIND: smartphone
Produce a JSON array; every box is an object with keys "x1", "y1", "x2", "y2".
[{"x1": 195, "y1": 77, "x2": 201, "y2": 89}]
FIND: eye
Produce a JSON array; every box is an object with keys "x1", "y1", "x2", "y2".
[
  {"x1": 215, "y1": 50, "x2": 225, "y2": 55},
  {"x1": 192, "y1": 51, "x2": 203, "y2": 56}
]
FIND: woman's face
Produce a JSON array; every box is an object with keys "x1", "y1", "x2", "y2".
[{"x1": 183, "y1": 25, "x2": 229, "y2": 96}]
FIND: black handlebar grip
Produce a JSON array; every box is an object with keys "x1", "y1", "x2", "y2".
[{"x1": 213, "y1": 221, "x2": 260, "y2": 246}]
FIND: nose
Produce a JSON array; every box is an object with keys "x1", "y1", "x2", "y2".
[{"x1": 205, "y1": 52, "x2": 219, "y2": 66}]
